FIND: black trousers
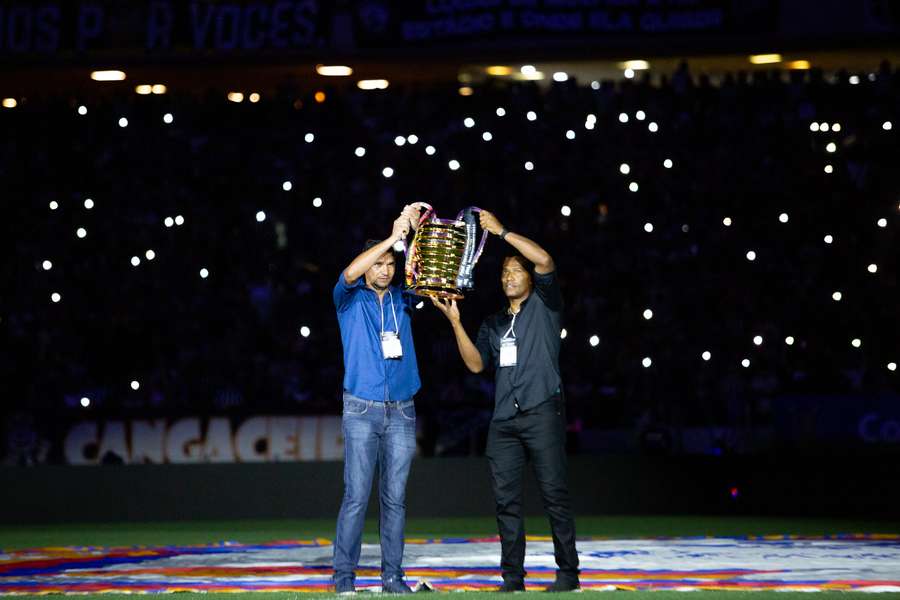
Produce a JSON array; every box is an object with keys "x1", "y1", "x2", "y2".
[{"x1": 485, "y1": 395, "x2": 579, "y2": 583}]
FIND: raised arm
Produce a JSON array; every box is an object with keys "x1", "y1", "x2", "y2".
[
  {"x1": 479, "y1": 210, "x2": 555, "y2": 274},
  {"x1": 343, "y1": 205, "x2": 421, "y2": 285},
  {"x1": 431, "y1": 298, "x2": 484, "y2": 373}
]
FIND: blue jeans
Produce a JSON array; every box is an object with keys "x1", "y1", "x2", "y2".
[{"x1": 333, "y1": 392, "x2": 417, "y2": 585}]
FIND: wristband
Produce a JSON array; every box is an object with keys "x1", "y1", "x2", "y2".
[{"x1": 499, "y1": 228, "x2": 510, "y2": 240}]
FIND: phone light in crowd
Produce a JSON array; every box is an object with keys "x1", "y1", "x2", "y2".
[
  {"x1": 589, "y1": 335, "x2": 600, "y2": 347},
  {"x1": 526, "y1": 111, "x2": 537, "y2": 121},
  {"x1": 152, "y1": 84, "x2": 167, "y2": 95},
  {"x1": 810, "y1": 122, "x2": 819, "y2": 132},
  {"x1": 2, "y1": 98, "x2": 17, "y2": 108},
  {"x1": 76, "y1": 227, "x2": 87, "y2": 239},
  {"x1": 382, "y1": 167, "x2": 394, "y2": 178},
  {"x1": 889, "y1": 362, "x2": 898, "y2": 372},
  {"x1": 585, "y1": 120, "x2": 595, "y2": 130},
  {"x1": 358, "y1": 79, "x2": 389, "y2": 90},
  {"x1": 145, "y1": 249, "x2": 155, "y2": 260},
  {"x1": 407, "y1": 134, "x2": 418, "y2": 144},
  {"x1": 824, "y1": 234, "x2": 834, "y2": 244},
  {"x1": 552, "y1": 71, "x2": 568, "y2": 82},
  {"x1": 619, "y1": 163, "x2": 630, "y2": 174},
  {"x1": 135, "y1": 84, "x2": 152, "y2": 95},
  {"x1": 877, "y1": 218, "x2": 887, "y2": 228},
  {"x1": 80, "y1": 397, "x2": 90, "y2": 407},
  {"x1": 702, "y1": 351, "x2": 711, "y2": 361},
  {"x1": 629, "y1": 182, "x2": 639, "y2": 192},
  {"x1": 643, "y1": 309, "x2": 653, "y2": 320},
  {"x1": 663, "y1": 158, "x2": 673, "y2": 169},
  {"x1": 648, "y1": 122, "x2": 659, "y2": 133},
  {"x1": 282, "y1": 180, "x2": 292, "y2": 191},
  {"x1": 820, "y1": 122, "x2": 830, "y2": 132},
  {"x1": 175, "y1": 215, "x2": 185, "y2": 226},
  {"x1": 636, "y1": 110, "x2": 646, "y2": 121},
  {"x1": 560, "y1": 205, "x2": 572, "y2": 217},
  {"x1": 315, "y1": 65, "x2": 352, "y2": 76},
  {"x1": 749, "y1": 54, "x2": 782, "y2": 65},
  {"x1": 618, "y1": 112, "x2": 629, "y2": 123},
  {"x1": 130, "y1": 256, "x2": 140, "y2": 267},
  {"x1": 832, "y1": 291, "x2": 842, "y2": 301},
  {"x1": 118, "y1": 117, "x2": 128, "y2": 128},
  {"x1": 77, "y1": 105, "x2": 87, "y2": 115},
  {"x1": 42, "y1": 260, "x2": 52, "y2": 271},
  {"x1": 91, "y1": 70, "x2": 126, "y2": 81},
  {"x1": 566, "y1": 130, "x2": 575, "y2": 140},
  {"x1": 51, "y1": 292, "x2": 61, "y2": 303},
  {"x1": 416, "y1": 301, "x2": 425, "y2": 310},
  {"x1": 642, "y1": 357, "x2": 652, "y2": 368},
  {"x1": 163, "y1": 217, "x2": 174, "y2": 228},
  {"x1": 591, "y1": 81, "x2": 600, "y2": 90},
  {"x1": 304, "y1": 133, "x2": 315, "y2": 143},
  {"x1": 227, "y1": 92, "x2": 244, "y2": 103},
  {"x1": 884, "y1": 121, "x2": 893, "y2": 131},
  {"x1": 355, "y1": 146, "x2": 366, "y2": 157},
  {"x1": 825, "y1": 142, "x2": 837, "y2": 153},
  {"x1": 521, "y1": 65, "x2": 537, "y2": 75},
  {"x1": 560, "y1": 328, "x2": 567, "y2": 339},
  {"x1": 496, "y1": 107, "x2": 506, "y2": 116},
  {"x1": 746, "y1": 250, "x2": 756, "y2": 261},
  {"x1": 314, "y1": 91, "x2": 326, "y2": 103},
  {"x1": 312, "y1": 197, "x2": 323, "y2": 207},
  {"x1": 462, "y1": 117, "x2": 475, "y2": 128},
  {"x1": 390, "y1": 135, "x2": 405, "y2": 147},
  {"x1": 851, "y1": 338, "x2": 862, "y2": 348},
  {"x1": 753, "y1": 335, "x2": 763, "y2": 346},
  {"x1": 741, "y1": 358, "x2": 751, "y2": 368},
  {"x1": 486, "y1": 66, "x2": 512, "y2": 76},
  {"x1": 200, "y1": 268, "x2": 209, "y2": 279},
  {"x1": 256, "y1": 211, "x2": 266, "y2": 222},
  {"x1": 824, "y1": 164, "x2": 833, "y2": 174},
  {"x1": 832, "y1": 123, "x2": 841, "y2": 131},
  {"x1": 393, "y1": 241, "x2": 405, "y2": 252},
  {"x1": 779, "y1": 213, "x2": 789, "y2": 223},
  {"x1": 643, "y1": 222, "x2": 653, "y2": 233},
  {"x1": 130, "y1": 380, "x2": 140, "y2": 390},
  {"x1": 425, "y1": 145, "x2": 436, "y2": 156},
  {"x1": 624, "y1": 68, "x2": 635, "y2": 79},
  {"x1": 524, "y1": 161, "x2": 534, "y2": 171},
  {"x1": 83, "y1": 198, "x2": 94, "y2": 209},
  {"x1": 723, "y1": 217, "x2": 733, "y2": 226},
  {"x1": 482, "y1": 131, "x2": 493, "y2": 141},
  {"x1": 163, "y1": 113, "x2": 173, "y2": 124},
  {"x1": 868, "y1": 263, "x2": 878, "y2": 273},
  {"x1": 300, "y1": 326, "x2": 311, "y2": 338}
]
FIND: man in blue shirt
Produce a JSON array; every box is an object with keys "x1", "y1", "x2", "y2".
[{"x1": 332, "y1": 205, "x2": 422, "y2": 595}]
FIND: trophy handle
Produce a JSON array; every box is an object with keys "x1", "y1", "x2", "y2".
[
  {"x1": 455, "y1": 207, "x2": 489, "y2": 291},
  {"x1": 404, "y1": 202, "x2": 435, "y2": 287}
]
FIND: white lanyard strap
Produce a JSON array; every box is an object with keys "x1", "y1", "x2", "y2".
[
  {"x1": 380, "y1": 289, "x2": 400, "y2": 334},
  {"x1": 502, "y1": 311, "x2": 517, "y2": 340}
]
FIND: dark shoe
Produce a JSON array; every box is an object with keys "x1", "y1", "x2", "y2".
[
  {"x1": 335, "y1": 578, "x2": 355, "y2": 595},
  {"x1": 498, "y1": 579, "x2": 526, "y2": 592},
  {"x1": 543, "y1": 578, "x2": 579, "y2": 592},
  {"x1": 382, "y1": 577, "x2": 413, "y2": 594}
]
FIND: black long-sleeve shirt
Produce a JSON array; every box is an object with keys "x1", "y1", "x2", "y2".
[{"x1": 475, "y1": 270, "x2": 563, "y2": 421}]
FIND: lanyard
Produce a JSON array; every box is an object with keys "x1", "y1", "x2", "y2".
[
  {"x1": 502, "y1": 311, "x2": 517, "y2": 340},
  {"x1": 380, "y1": 289, "x2": 399, "y2": 335}
]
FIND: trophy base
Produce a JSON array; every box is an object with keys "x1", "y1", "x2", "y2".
[{"x1": 408, "y1": 286, "x2": 465, "y2": 300}]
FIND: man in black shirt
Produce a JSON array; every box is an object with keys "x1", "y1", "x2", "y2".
[{"x1": 432, "y1": 210, "x2": 579, "y2": 592}]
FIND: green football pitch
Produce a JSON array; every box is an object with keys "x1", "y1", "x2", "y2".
[{"x1": 3, "y1": 515, "x2": 899, "y2": 599}]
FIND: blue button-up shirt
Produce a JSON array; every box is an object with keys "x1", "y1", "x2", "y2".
[{"x1": 334, "y1": 272, "x2": 421, "y2": 402}]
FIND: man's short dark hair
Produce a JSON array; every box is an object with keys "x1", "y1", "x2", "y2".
[{"x1": 503, "y1": 254, "x2": 534, "y2": 278}]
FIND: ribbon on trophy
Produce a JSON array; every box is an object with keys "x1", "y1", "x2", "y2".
[{"x1": 403, "y1": 203, "x2": 489, "y2": 299}]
